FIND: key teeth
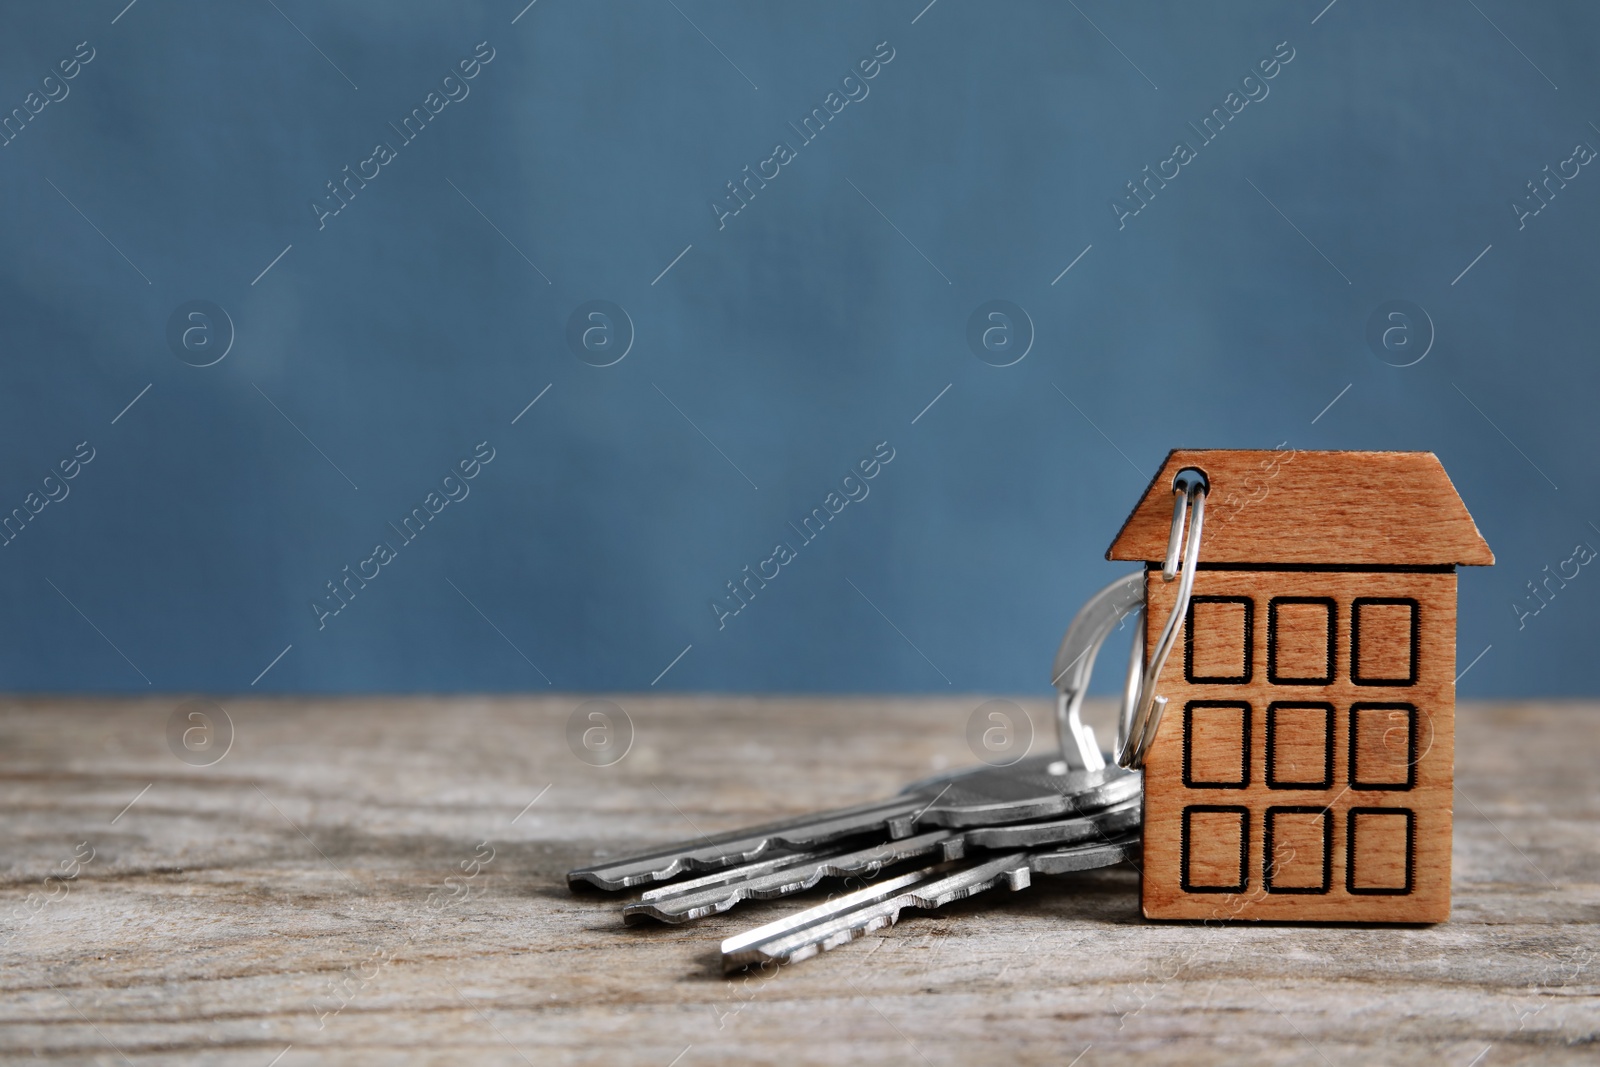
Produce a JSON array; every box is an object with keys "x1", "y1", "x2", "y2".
[
  {"x1": 622, "y1": 866, "x2": 856, "y2": 925},
  {"x1": 566, "y1": 837, "x2": 810, "y2": 891},
  {"x1": 623, "y1": 898, "x2": 748, "y2": 925},
  {"x1": 626, "y1": 844, "x2": 951, "y2": 924},
  {"x1": 567, "y1": 870, "x2": 629, "y2": 892},
  {"x1": 566, "y1": 861, "x2": 691, "y2": 892},
  {"x1": 566, "y1": 798, "x2": 928, "y2": 891},
  {"x1": 723, "y1": 906, "x2": 900, "y2": 973},
  {"x1": 720, "y1": 856, "x2": 1033, "y2": 973},
  {"x1": 567, "y1": 863, "x2": 698, "y2": 892}
]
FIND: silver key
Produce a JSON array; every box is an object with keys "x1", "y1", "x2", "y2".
[
  {"x1": 568, "y1": 761, "x2": 1137, "y2": 890},
  {"x1": 962, "y1": 794, "x2": 1140, "y2": 849},
  {"x1": 567, "y1": 795, "x2": 924, "y2": 891},
  {"x1": 623, "y1": 828, "x2": 964, "y2": 924},
  {"x1": 632, "y1": 850, "x2": 829, "y2": 901},
  {"x1": 625, "y1": 798, "x2": 1141, "y2": 924},
  {"x1": 569, "y1": 573, "x2": 1146, "y2": 892},
  {"x1": 719, "y1": 834, "x2": 1140, "y2": 972},
  {"x1": 886, "y1": 759, "x2": 1140, "y2": 833}
]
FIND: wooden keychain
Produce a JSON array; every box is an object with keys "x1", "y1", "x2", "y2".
[{"x1": 1076, "y1": 449, "x2": 1494, "y2": 922}]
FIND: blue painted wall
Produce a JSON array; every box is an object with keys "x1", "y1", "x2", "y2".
[{"x1": 2, "y1": 0, "x2": 1594, "y2": 695}]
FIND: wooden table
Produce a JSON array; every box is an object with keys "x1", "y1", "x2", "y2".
[{"x1": 2, "y1": 696, "x2": 1595, "y2": 1065}]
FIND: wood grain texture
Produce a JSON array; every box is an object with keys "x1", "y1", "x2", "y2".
[
  {"x1": 2, "y1": 694, "x2": 1597, "y2": 1065},
  {"x1": 1106, "y1": 450, "x2": 1495, "y2": 566},
  {"x1": 1268, "y1": 599, "x2": 1334, "y2": 683},
  {"x1": 1142, "y1": 570, "x2": 1456, "y2": 922}
]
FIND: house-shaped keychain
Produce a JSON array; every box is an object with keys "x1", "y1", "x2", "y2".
[{"x1": 1108, "y1": 450, "x2": 1493, "y2": 922}]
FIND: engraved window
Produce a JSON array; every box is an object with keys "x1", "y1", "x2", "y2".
[{"x1": 1186, "y1": 596, "x2": 1253, "y2": 684}]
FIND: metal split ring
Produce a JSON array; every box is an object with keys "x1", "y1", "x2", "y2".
[{"x1": 1050, "y1": 468, "x2": 1208, "y2": 772}]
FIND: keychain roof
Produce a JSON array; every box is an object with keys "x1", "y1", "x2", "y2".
[{"x1": 1108, "y1": 449, "x2": 1493, "y2": 567}]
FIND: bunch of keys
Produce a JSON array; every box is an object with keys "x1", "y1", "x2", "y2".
[
  {"x1": 570, "y1": 549, "x2": 1181, "y2": 971},
  {"x1": 572, "y1": 451, "x2": 1489, "y2": 959}
]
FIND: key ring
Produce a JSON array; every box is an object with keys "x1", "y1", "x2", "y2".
[
  {"x1": 1051, "y1": 467, "x2": 1208, "y2": 772},
  {"x1": 1049, "y1": 571, "x2": 1142, "y2": 772},
  {"x1": 1120, "y1": 467, "x2": 1207, "y2": 769}
]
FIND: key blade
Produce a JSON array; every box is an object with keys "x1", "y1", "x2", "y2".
[
  {"x1": 636, "y1": 850, "x2": 826, "y2": 902},
  {"x1": 1028, "y1": 831, "x2": 1141, "y2": 875},
  {"x1": 720, "y1": 852, "x2": 1033, "y2": 973},
  {"x1": 624, "y1": 829, "x2": 963, "y2": 925},
  {"x1": 567, "y1": 795, "x2": 924, "y2": 890},
  {"x1": 962, "y1": 796, "x2": 1142, "y2": 850},
  {"x1": 890, "y1": 757, "x2": 1143, "y2": 834},
  {"x1": 719, "y1": 864, "x2": 944, "y2": 970}
]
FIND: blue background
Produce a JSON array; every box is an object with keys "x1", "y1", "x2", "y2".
[{"x1": 1, "y1": 0, "x2": 1594, "y2": 696}]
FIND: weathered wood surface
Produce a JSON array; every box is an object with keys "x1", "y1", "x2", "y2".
[{"x1": 1, "y1": 696, "x2": 1595, "y2": 1065}]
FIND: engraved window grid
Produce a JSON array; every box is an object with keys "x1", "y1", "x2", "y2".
[
  {"x1": 1184, "y1": 595, "x2": 1254, "y2": 685},
  {"x1": 1348, "y1": 702, "x2": 1419, "y2": 791},
  {"x1": 1345, "y1": 807, "x2": 1416, "y2": 896},
  {"x1": 1266, "y1": 596, "x2": 1337, "y2": 686},
  {"x1": 1263, "y1": 805, "x2": 1333, "y2": 895},
  {"x1": 1180, "y1": 804, "x2": 1250, "y2": 894},
  {"x1": 1350, "y1": 596, "x2": 1421, "y2": 687},
  {"x1": 1183, "y1": 700, "x2": 1251, "y2": 789},
  {"x1": 1265, "y1": 701, "x2": 1335, "y2": 790}
]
